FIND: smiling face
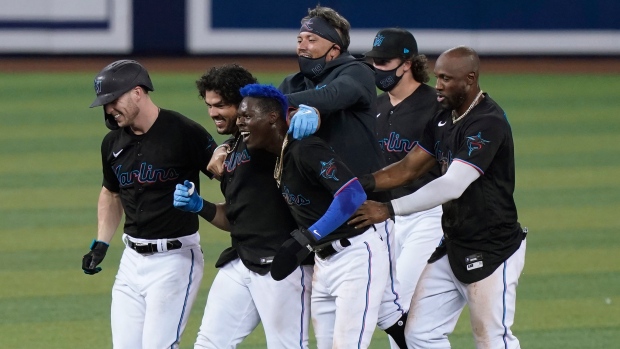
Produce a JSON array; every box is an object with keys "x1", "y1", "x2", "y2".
[
  {"x1": 204, "y1": 90, "x2": 238, "y2": 135},
  {"x1": 236, "y1": 97, "x2": 276, "y2": 151},
  {"x1": 104, "y1": 87, "x2": 140, "y2": 128},
  {"x1": 297, "y1": 32, "x2": 338, "y2": 60}
]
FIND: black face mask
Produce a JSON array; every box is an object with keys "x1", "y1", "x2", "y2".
[
  {"x1": 374, "y1": 62, "x2": 405, "y2": 92},
  {"x1": 298, "y1": 45, "x2": 335, "y2": 80}
]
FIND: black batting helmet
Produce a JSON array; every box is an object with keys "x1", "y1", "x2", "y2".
[{"x1": 89, "y1": 60, "x2": 154, "y2": 130}]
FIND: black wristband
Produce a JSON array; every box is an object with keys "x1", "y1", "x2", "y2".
[
  {"x1": 358, "y1": 174, "x2": 376, "y2": 192},
  {"x1": 386, "y1": 202, "x2": 396, "y2": 219},
  {"x1": 198, "y1": 200, "x2": 217, "y2": 222}
]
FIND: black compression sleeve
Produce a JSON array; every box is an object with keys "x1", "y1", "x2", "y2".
[
  {"x1": 198, "y1": 200, "x2": 217, "y2": 222},
  {"x1": 357, "y1": 174, "x2": 376, "y2": 192}
]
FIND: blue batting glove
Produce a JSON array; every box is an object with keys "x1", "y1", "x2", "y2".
[
  {"x1": 173, "y1": 180, "x2": 204, "y2": 213},
  {"x1": 288, "y1": 104, "x2": 319, "y2": 140}
]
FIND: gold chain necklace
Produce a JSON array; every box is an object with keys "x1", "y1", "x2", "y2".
[
  {"x1": 273, "y1": 135, "x2": 289, "y2": 188},
  {"x1": 226, "y1": 134, "x2": 241, "y2": 154},
  {"x1": 452, "y1": 90, "x2": 484, "y2": 124}
]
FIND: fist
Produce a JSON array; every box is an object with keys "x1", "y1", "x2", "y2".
[{"x1": 82, "y1": 240, "x2": 109, "y2": 275}]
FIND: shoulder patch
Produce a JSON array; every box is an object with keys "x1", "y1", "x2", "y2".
[
  {"x1": 319, "y1": 158, "x2": 339, "y2": 181},
  {"x1": 466, "y1": 132, "x2": 490, "y2": 156}
]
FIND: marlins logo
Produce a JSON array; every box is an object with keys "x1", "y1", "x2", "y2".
[
  {"x1": 319, "y1": 158, "x2": 339, "y2": 181},
  {"x1": 94, "y1": 79, "x2": 102, "y2": 94},
  {"x1": 373, "y1": 34, "x2": 385, "y2": 47},
  {"x1": 466, "y1": 132, "x2": 490, "y2": 156}
]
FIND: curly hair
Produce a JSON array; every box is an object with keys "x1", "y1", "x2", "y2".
[
  {"x1": 303, "y1": 5, "x2": 351, "y2": 51},
  {"x1": 195, "y1": 63, "x2": 257, "y2": 105},
  {"x1": 239, "y1": 83, "x2": 288, "y2": 120},
  {"x1": 410, "y1": 54, "x2": 430, "y2": 84}
]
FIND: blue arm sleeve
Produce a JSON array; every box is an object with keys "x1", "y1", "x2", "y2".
[{"x1": 309, "y1": 179, "x2": 367, "y2": 240}]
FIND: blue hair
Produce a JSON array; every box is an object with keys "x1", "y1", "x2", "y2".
[{"x1": 239, "y1": 83, "x2": 288, "y2": 119}]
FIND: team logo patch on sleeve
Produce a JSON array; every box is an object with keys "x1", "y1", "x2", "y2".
[
  {"x1": 319, "y1": 159, "x2": 339, "y2": 181},
  {"x1": 466, "y1": 132, "x2": 490, "y2": 156}
]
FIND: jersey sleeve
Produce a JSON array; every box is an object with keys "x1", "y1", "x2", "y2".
[
  {"x1": 417, "y1": 112, "x2": 440, "y2": 156},
  {"x1": 294, "y1": 138, "x2": 357, "y2": 196},
  {"x1": 454, "y1": 116, "x2": 509, "y2": 174},
  {"x1": 285, "y1": 63, "x2": 374, "y2": 115},
  {"x1": 185, "y1": 122, "x2": 217, "y2": 177}
]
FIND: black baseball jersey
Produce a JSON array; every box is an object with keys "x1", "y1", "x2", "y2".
[
  {"x1": 216, "y1": 135, "x2": 300, "y2": 275},
  {"x1": 280, "y1": 136, "x2": 365, "y2": 245},
  {"x1": 101, "y1": 109, "x2": 216, "y2": 239},
  {"x1": 279, "y1": 53, "x2": 390, "y2": 203},
  {"x1": 418, "y1": 94, "x2": 524, "y2": 284},
  {"x1": 376, "y1": 84, "x2": 442, "y2": 199}
]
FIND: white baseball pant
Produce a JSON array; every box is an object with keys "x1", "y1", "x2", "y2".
[
  {"x1": 377, "y1": 206, "x2": 444, "y2": 348},
  {"x1": 194, "y1": 258, "x2": 312, "y2": 349},
  {"x1": 312, "y1": 224, "x2": 390, "y2": 349},
  {"x1": 406, "y1": 239, "x2": 527, "y2": 349},
  {"x1": 111, "y1": 233, "x2": 204, "y2": 349}
]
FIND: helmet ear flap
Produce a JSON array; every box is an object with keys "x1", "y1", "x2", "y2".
[{"x1": 104, "y1": 113, "x2": 120, "y2": 130}]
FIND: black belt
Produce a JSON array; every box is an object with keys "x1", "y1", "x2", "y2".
[
  {"x1": 315, "y1": 238, "x2": 351, "y2": 259},
  {"x1": 127, "y1": 239, "x2": 183, "y2": 254}
]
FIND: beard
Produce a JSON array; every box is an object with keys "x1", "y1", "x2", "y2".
[{"x1": 442, "y1": 90, "x2": 468, "y2": 111}]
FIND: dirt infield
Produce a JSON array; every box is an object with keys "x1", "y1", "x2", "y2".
[{"x1": 1, "y1": 55, "x2": 618, "y2": 74}]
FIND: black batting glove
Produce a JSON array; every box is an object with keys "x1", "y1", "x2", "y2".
[
  {"x1": 270, "y1": 228, "x2": 316, "y2": 281},
  {"x1": 82, "y1": 239, "x2": 109, "y2": 275}
]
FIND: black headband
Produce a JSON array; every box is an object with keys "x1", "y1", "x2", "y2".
[{"x1": 299, "y1": 17, "x2": 344, "y2": 48}]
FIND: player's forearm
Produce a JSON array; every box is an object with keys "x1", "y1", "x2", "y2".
[
  {"x1": 96, "y1": 186, "x2": 123, "y2": 243},
  {"x1": 287, "y1": 77, "x2": 362, "y2": 115},
  {"x1": 391, "y1": 160, "x2": 480, "y2": 215},
  {"x1": 203, "y1": 202, "x2": 230, "y2": 232},
  {"x1": 309, "y1": 179, "x2": 366, "y2": 239},
  {"x1": 371, "y1": 146, "x2": 436, "y2": 191}
]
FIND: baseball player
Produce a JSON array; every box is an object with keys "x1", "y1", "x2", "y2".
[
  {"x1": 350, "y1": 46, "x2": 527, "y2": 349},
  {"x1": 81, "y1": 60, "x2": 216, "y2": 349},
  {"x1": 231, "y1": 83, "x2": 389, "y2": 349},
  {"x1": 277, "y1": 7, "x2": 408, "y2": 345},
  {"x1": 173, "y1": 64, "x2": 314, "y2": 349},
  {"x1": 364, "y1": 27, "x2": 444, "y2": 344}
]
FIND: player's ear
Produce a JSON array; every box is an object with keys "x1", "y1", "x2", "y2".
[
  {"x1": 268, "y1": 111, "x2": 279, "y2": 125},
  {"x1": 466, "y1": 72, "x2": 476, "y2": 85},
  {"x1": 131, "y1": 86, "x2": 143, "y2": 100}
]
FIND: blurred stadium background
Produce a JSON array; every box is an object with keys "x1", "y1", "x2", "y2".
[{"x1": 1, "y1": 0, "x2": 619, "y2": 348}]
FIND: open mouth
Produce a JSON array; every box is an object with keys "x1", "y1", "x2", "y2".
[
  {"x1": 212, "y1": 117, "x2": 227, "y2": 128},
  {"x1": 436, "y1": 95, "x2": 445, "y2": 103},
  {"x1": 240, "y1": 131, "x2": 250, "y2": 142}
]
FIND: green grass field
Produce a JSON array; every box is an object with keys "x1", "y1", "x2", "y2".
[{"x1": 1, "y1": 69, "x2": 619, "y2": 348}]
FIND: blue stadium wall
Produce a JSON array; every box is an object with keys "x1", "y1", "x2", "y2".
[{"x1": 1, "y1": 0, "x2": 619, "y2": 55}]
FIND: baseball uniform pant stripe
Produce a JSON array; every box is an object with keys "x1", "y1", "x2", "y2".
[
  {"x1": 299, "y1": 265, "x2": 309, "y2": 348},
  {"x1": 502, "y1": 261, "x2": 508, "y2": 349},
  {"x1": 172, "y1": 248, "x2": 196, "y2": 348},
  {"x1": 383, "y1": 222, "x2": 405, "y2": 314},
  {"x1": 357, "y1": 241, "x2": 373, "y2": 348}
]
